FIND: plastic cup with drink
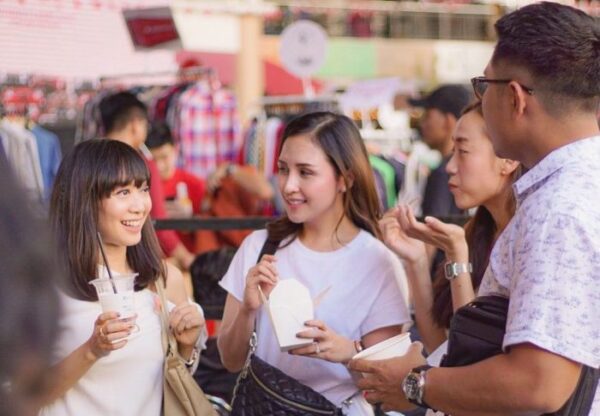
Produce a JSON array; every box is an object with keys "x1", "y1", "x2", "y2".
[
  {"x1": 89, "y1": 273, "x2": 140, "y2": 341},
  {"x1": 93, "y1": 232, "x2": 139, "y2": 341},
  {"x1": 90, "y1": 273, "x2": 138, "y2": 318}
]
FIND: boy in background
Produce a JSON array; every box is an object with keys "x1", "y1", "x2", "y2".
[{"x1": 146, "y1": 120, "x2": 275, "y2": 254}]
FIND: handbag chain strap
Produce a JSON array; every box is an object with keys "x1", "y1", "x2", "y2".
[
  {"x1": 232, "y1": 237, "x2": 280, "y2": 399},
  {"x1": 238, "y1": 331, "x2": 258, "y2": 381}
]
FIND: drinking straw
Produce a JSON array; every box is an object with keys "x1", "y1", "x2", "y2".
[{"x1": 96, "y1": 232, "x2": 118, "y2": 294}]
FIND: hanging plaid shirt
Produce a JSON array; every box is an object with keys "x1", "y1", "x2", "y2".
[{"x1": 174, "y1": 81, "x2": 241, "y2": 179}]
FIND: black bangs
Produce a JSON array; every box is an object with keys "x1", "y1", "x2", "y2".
[{"x1": 92, "y1": 140, "x2": 150, "y2": 199}]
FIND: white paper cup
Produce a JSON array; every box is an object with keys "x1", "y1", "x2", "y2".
[
  {"x1": 89, "y1": 273, "x2": 138, "y2": 318},
  {"x1": 353, "y1": 333, "x2": 412, "y2": 361},
  {"x1": 352, "y1": 333, "x2": 412, "y2": 377}
]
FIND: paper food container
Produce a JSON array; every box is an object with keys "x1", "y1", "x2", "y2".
[
  {"x1": 352, "y1": 332, "x2": 412, "y2": 361},
  {"x1": 266, "y1": 279, "x2": 315, "y2": 352}
]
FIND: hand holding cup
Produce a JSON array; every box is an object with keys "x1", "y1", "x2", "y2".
[{"x1": 87, "y1": 312, "x2": 137, "y2": 360}]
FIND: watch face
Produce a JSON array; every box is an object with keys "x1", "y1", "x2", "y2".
[
  {"x1": 402, "y1": 373, "x2": 420, "y2": 400},
  {"x1": 444, "y1": 262, "x2": 455, "y2": 279}
]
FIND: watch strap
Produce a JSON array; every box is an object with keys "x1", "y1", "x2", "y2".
[
  {"x1": 444, "y1": 261, "x2": 473, "y2": 281},
  {"x1": 406, "y1": 365, "x2": 437, "y2": 411}
]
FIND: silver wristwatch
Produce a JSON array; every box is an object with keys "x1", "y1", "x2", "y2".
[
  {"x1": 444, "y1": 261, "x2": 473, "y2": 281},
  {"x1": 402, "y1": 365, "x2": 431, "y2": 408}
]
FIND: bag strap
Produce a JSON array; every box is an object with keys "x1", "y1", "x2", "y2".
[
  {"x1": 232, "y1": 236, "x2": 281, "y2": 399},
  {"x1": 546, "y1": 365, "x2": 599, "y2": 415},
  {"x1": 253, "y1": 236, "x2": 280, "y2": 323},
  {"x1": 155, "y1": 275, "x2": 180, "y2": 360},
  {"x1": 257, "y1": 238, "x2": 280, "y2": 264},
  {"x1": 241, "y1": 237, "x2": 280, "y2": 359}
]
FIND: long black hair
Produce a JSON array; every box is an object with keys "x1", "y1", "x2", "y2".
[{"x1": 49, "y1": 139, "x2": 165, "y2": 301}]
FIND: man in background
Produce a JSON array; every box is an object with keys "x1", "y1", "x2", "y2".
[
  {"x1": 409, "y1": 84, "x2": 471, "y2": 219},
  {"x1": 145, "y1": 120, "x2": 206, "y2": 253},
  {"x1": 145, "y1": 119, "x2": 274, "y2": 255}
]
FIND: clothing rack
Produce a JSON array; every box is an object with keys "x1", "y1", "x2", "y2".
[
  {"x1": 255, "y1": 94, "x2": 340, "y2": 121},
  {"x1": 99, "y1": 66, "x2": 215, "y2": 82},
  {"x1": 258, "y1": 94, "x2": 339, "y2": 106}
]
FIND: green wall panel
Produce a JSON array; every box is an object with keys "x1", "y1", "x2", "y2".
[{"x1": 316, "y1": 39, "x2": 376, "y2": 78}]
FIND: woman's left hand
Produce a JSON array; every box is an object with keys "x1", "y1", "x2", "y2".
[
  {"x1": 397, "y1": 204, "x2": 468, "y2": 261},
  {"x1": 290, "y1": 320, "x2": 356, "y2": 363},
  {"x1": 169, "y1": 303, "x2": 205, "y2": 347}
]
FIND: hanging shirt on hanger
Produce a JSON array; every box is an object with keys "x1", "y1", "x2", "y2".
[
  {"x1": 369, "y1": 155, "x2": 397, "y2": 209},
  {"x1": 174, "y1": 81, "x2": 240, "y2": 179},
  {"x1": 264, "y1": 117, "x2": 283, "y2": 179},
  {"x1": 31, "y1": 125, "x2": 62, "y2": 202},
  {"x1": 0, "y1": 133, "x2": 7, "y2": 160},
  {"x1": 0, "y1": 120, "x2": 44, "y2": 203},
  {"x1": 75, "y1": 91, "x2": 112, "y2": 143},
  {"x1": 0, "y1": 133, "x2": 7, "y2": 164},
  {"x1": 151, "y1": 84, "x2": 189, "y2": 122}
]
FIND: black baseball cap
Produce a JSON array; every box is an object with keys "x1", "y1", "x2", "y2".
[{"x1": 408, "y1": 84, "x2": 472, "y2": 119}]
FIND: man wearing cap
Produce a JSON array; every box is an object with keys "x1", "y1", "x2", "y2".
[{"x1": 409, "y1": 84, "x2": 471, "y2": 220}]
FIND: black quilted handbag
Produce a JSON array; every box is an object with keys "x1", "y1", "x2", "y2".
[
  {"x1": 230, "y1": 333, "x2": 343, "y2": 416},
  {"x1": 230, "y1": 238, "x2": 343, "y2": 416},
  {"x1": 441, "y1": 295, "x2": 599, "y2": 416}
]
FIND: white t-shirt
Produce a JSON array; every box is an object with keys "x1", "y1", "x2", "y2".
[
  {"x1": 220, "y1": 229, "x2": 411, "y2": 415},
  {"x1": 40, "y1": 280, "x2": 207, "y2": 416},
  {"x1": 40, "y1": 288, "x2": 164, "y2": 416}
]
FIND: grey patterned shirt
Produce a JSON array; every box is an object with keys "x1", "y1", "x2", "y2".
[{"x1": 479, "y1": 135, "x2": 600, "y2": 413}]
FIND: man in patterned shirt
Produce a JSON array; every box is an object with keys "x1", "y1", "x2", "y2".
[{"x1": 350, "y1": 2, "x2": 600, "y2": 414}]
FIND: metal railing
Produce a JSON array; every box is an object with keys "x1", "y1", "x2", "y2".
[
  {"x1": 153, "y1": 214, "x2": 469, "y2": 232},
  {"x1": 263, "y1": 0, "x2": 498, "y2": 41}
]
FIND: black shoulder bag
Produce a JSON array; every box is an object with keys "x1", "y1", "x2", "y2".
[
  {"x1": 441, "y1": 295, "x2": 599, "y2": 416},
  {"x1": 230, "y1": 238, "x2": 344, "y2": 416}
]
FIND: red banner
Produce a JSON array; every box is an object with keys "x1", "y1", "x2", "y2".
[{"x1": 125, "y1": 17, "x2": 178, "y2": 47}]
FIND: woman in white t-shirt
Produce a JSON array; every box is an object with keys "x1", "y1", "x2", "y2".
[
  {"x1": 218, "y1": 112, "x2": 411, "y2": 415},
  {"x1": 40, "y1": 139, "x2": 206, "y2": 416}
]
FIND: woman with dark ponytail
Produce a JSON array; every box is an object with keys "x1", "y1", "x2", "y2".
[{"x1": 380, "y1": 102, "x2": 521, "y2": 355}]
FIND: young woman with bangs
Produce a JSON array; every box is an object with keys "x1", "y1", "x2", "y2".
[
  {"x1": 218, "y1": 112, "x2": 411, "y2": 415},
  {"x1": 380, "y1": 101, "x2": 521, "y2": 357},
  {"x1": 40, "y1": 139, "x2": 206, "y2": 415}
]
